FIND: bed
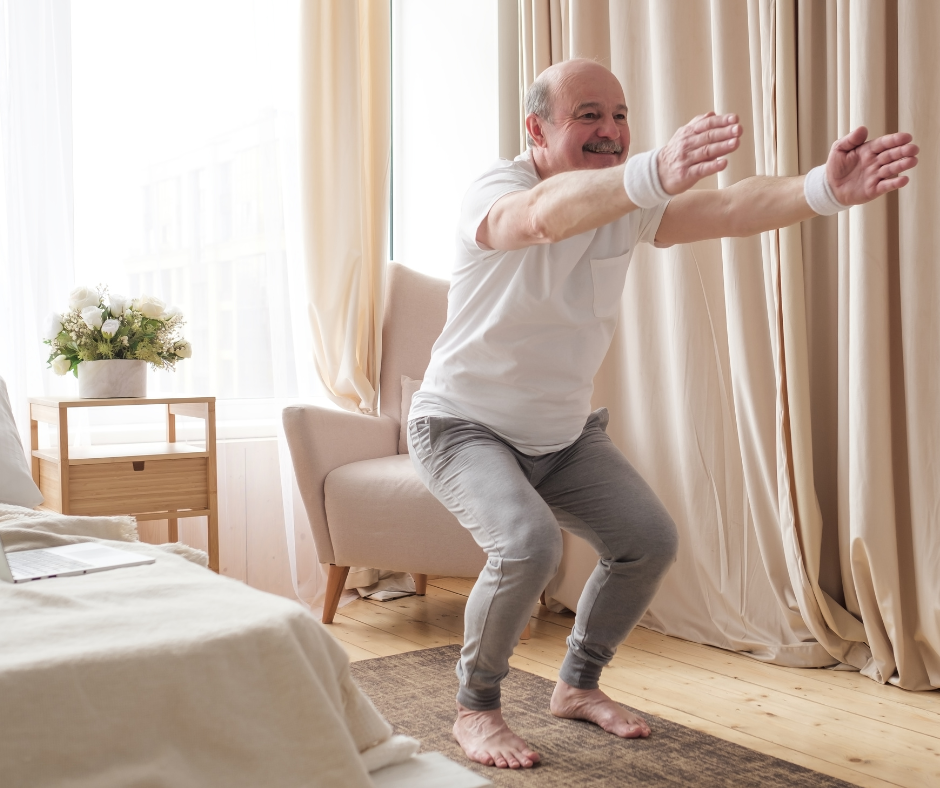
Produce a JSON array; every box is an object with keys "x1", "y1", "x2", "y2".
[{"x1": 0, "y1": 504, "x2": 488, "y2": 788}]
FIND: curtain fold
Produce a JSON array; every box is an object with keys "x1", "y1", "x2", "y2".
[
  {"x1": 0, "y1": 0, "x2": 75, "y2": 447},
  {"x1": 894, "y1": 0, "x2": 940, "y2": 689},
  {"x1": 520, "y1": 0, "x2": 568, "y2": 96},
  {"x1": 542, "y1": 0, "x2": 939, "y2": 688},
  {"x1": 299, "y1": 0, "x2": 390, "y2": 414}
]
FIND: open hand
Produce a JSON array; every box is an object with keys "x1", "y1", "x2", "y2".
[
  {"x1": 657, "y1": 112, "x2": 743, "y2": 196},
  {"x1": 827, "y1": 127, "x2": 919, "y2": 204}
]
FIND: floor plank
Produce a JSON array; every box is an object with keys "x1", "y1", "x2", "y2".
[
  {"x1": 330, "y1": 579, "x2": 939, "y2": 788},
  {"x1": 508, "y1": 652, "x2": 900, "y2": 788}
]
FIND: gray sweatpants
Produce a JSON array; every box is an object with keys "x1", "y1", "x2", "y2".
[{"x1": 407, "y1": 408, "x2": 678, "y2": 711}]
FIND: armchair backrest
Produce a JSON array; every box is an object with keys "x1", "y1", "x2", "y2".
[{"x1": 379, "y1": 262, "x2": 450, "y2": 422}]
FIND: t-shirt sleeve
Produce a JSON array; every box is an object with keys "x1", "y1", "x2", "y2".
[
  {"x1": 459, "y1": 160, "x2": 537, "y2": 253},
  {"x1": 636, "y1": 200, "x2": 673, "y2": 248}
]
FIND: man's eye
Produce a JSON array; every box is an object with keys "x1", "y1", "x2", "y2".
[{"x1": 582, "y1": 113, "x2": 598, "y2": 120}]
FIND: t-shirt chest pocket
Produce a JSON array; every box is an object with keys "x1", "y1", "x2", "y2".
[{"x1": 590, "y1": 253, "x2": 631, "y2": 318}]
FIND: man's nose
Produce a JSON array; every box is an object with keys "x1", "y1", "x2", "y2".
[{"x1": 596, "y1": 114, "x2": 619, "y2": 139}]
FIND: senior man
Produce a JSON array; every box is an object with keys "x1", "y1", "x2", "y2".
[{"x1": 406, "y1": 58, "x2": 918, "y2": 770}]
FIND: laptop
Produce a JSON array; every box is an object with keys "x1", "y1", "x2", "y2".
[{"x1": 0, "y1": 534, "x2": 155, "y2": 583}]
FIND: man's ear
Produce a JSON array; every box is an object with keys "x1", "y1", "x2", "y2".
[{"x1": 525, "y1": 113, "x2": 549, "y2": 148}]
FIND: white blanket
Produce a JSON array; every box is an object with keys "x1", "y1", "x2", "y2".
[{"x1": 0, "y1": 505, "x2": 416, "y2": 788}]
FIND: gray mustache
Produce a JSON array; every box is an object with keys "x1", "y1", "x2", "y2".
[{"x1": 583, "y1": 140, "x2": 623, "y2": 154}]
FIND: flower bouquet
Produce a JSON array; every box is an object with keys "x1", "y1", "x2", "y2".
[{"x1": 44, "y1": 285, "x2": 192, "y2": 398}]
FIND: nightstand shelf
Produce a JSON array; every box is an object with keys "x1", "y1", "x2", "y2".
[{"x1": 28, "y1": 395, "x2": 219, "y2": 572}]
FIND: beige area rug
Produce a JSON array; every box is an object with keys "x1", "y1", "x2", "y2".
[{"x1": 350, "y1": 645, "x2": 858, "y2": 787}]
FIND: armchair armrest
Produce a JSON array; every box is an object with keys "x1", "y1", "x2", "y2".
[{"x1": 282, "y1": 405, "x2": 399, "y2": 565}]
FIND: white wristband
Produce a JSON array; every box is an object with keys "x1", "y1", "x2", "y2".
[
  {"x1": 623, "y1": 148, "x2": 670, "y2": 208},
  {"x1": 804, "y1": 164, "x2": 849, "y2": 216}
]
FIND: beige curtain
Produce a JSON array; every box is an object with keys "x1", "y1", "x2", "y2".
[
  {"x1": 537, "y1": 0, "x2": 939, "y2": 689},
  {"x1": 299, "y1": 0, "x2": 390, "y2": 413},
  {"x1": 520, "y1": 0, "x2": 612, "y2": 90}
]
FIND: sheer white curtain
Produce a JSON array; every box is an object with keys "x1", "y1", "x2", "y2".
[
  {"x1": 69, "y1": 0, "x2": 334, "y2": 606},
  {"x1": 0, "y1": 0, "x2": 332, "y2": 606},
  {"x1": 0, "y1": 0, "x2": 75, "y2": 450},
  {"x1": 70, "y1": 0, "x2": 318, "y2": 411}
]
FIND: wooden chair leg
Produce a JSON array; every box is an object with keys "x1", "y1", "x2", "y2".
[
  {"x1": 323, "y1": 565, "x2": 350, "y2": 624},
  {"x1": 520, "y1": 621, "x2": 531, "y2": 641},
  {"x1": 412, "y1": 573, "x2": 428, "y2": 595}
]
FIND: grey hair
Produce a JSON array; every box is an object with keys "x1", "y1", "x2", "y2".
[{"x1": 524, "y1": 74, "x2": 554, "y2": 147}]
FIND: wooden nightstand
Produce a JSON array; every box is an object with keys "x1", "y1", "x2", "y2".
[{"x1": 28, "y1": 396, "x2": 219, "y2": 572}]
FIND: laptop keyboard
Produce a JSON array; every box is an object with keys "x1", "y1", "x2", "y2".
[{"x1": 8, "y1": 550, "x2": 91, "y2": 577}]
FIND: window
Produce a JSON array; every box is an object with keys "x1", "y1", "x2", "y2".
[
  {"x1": 71, "y1": 0, "x2": 306, "y2": 416},
  {"x1": 391, "y1": 0, "x2": 501, "y2": 279}
]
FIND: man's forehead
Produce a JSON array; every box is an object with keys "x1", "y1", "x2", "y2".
[{"x1": 552, "y1": 68, "x2": 627, "y2": 114}]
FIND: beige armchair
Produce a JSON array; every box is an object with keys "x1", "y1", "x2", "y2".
[{"x1": 283, "y1": 263, "x2": 488, "y2": 624}]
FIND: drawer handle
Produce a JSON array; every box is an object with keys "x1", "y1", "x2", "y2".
[{"x1": 133, "y1": 461, "x2": 145, "y2": 471}]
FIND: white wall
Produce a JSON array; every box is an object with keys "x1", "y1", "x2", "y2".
[{"x1": 392, "y1": 0, "x2": 500, "y2": 280}]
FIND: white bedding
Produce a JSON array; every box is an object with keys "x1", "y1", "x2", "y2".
[{"x1": 0, "y1": 504, "x2": 415, "y2": 788}]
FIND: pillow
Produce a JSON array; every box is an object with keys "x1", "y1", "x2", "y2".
[
  {"x1": 0, "y1": 376, "x2": 43, "y2": 507},
  {"x1": 398, "y1": 375, "x2": 424, "y2": 454}
]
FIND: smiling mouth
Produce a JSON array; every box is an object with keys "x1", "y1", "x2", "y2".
[{"x1": 583, "y1": 141, "x2": 623, "y2": 155}]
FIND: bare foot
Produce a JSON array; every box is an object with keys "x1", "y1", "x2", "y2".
[
  {"x1": 452, "y1": 702, "x2": 541, "y2": 769},
  {"x1": 550, "y1": 679, "x2": 651, "y2": 738}
]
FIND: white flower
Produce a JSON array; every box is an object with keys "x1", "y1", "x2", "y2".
[
  {"x1": 163, "y1": 304, "x2": 183, "y2": 320},
  {"x1": 81, "y1": 305, "x2": 104, "y2": 329},
  {"x1": 101, "y1": 318, "x2": 121, "y2": 338},
  {"x1": 134, "y1": 294, "x2": 166, "y2": 319},
  {"x1": 109, "y1": 293, "x2": 129, "y2": 316},
  {"x1": 176, "y1": 341, "x2": 193, "y2": 359},
  {"x1": 51, "y1": 355, "x2": 71, "y2": 375},
  {"x1": 42, "y1": 313, "x2": 64, "y2": 341},
  {"x1": 68, "y1": 285, "x2": 99, "y2": 310}
]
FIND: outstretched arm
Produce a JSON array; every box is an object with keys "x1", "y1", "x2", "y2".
[
  {"x1": 478, "y1": 112, "x2": 743, "y2": 251},
  {"x1": 655, "y1": 127, "x2": 919, "y2": 245}
]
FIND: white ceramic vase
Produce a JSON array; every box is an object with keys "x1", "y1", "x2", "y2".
[{"x1": 78, "y1": 359, "x2": 148, "y2": 399}]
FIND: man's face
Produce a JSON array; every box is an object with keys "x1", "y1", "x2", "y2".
[{"x1": 528, "y1": 64, "x2": 631, "y2": 179}]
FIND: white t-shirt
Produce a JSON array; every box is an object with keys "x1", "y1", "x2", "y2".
[{"x1": 409, "y1": 149, "x2": 669, "y2": 455}]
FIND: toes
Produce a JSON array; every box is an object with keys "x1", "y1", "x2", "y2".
[
  {"x1": 621, "y1": 721, "x2": 651, "y2": 738},
  {"x1": 513, "y1": 751, "x2": 532, "y2": 768},
  {"x1": 472, "y1": 750, "x2": 495, "y2": 767}
]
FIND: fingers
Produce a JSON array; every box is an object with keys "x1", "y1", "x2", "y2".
[
  {"x1": 877, "y1": 155, "x2": 918, "y2": 183},
  {"x1": 874, "y1": 174, "x2": 910, "y2": 196},
  {"x1": 875, "y1": 142, "x2": 920, "y2": 166},
  {"x1": 673, "y1": 113, "x2": 742, "y2": 167},
  {"x1": 687, "y1": 127, "x2": 742, "y2": 164},
  {"x1": 868, "y1": 131, "x2": 914, "y2": 155},
  {"x1": 687, "y1": 157, "x2": 729, "y2": 180},
  {"x1": 658, "y1": 111, "x2": 741, "y2": 194},
  {"x1": 835, "y1": 125, "x2": 869, "y2": 151},
  {"x1": 689, "y1": 122, "x2": 743, "y2": 148},
  {"x1": 687, "y1": 112, "x2": 738, "y2": 135}
]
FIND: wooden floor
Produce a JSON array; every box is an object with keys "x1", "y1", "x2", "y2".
[{"x1": 327, "y1": 576, "x2": 940, "y2": 788}]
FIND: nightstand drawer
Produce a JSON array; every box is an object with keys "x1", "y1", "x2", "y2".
[{"x1": 67, "y1": 457, "x2": 210, "y2": 516}]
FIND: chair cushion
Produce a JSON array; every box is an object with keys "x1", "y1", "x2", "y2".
[{"x1": 325, "y1": 454, "x2": 486, "y2": 577}]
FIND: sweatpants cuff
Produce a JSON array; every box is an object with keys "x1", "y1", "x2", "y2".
[
  {"x1": 558, "y1": 651, "x2": 604, "y2": 690},
  {"x1": 456, "y1": 684, "x2": 502, "y2": 711}
]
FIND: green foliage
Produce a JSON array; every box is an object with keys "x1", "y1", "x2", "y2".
[{"x1": 45, "y1": 286, "x2": 191, "y2": 376}]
